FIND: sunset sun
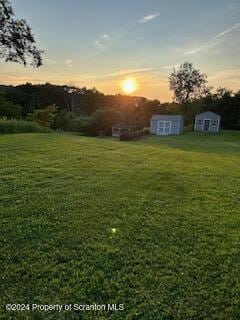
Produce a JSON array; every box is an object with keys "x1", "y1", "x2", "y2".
[{"x1": 121, "y1": 78, "x2": 138, "y2": 94}]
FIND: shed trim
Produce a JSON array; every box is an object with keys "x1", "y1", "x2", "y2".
[{"x1": 217, "y1": 119, "x2": 220, "y2": 132}]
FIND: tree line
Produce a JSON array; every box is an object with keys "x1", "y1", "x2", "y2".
[
  {"x1": 0, "y1": 78, "x2": 239, "y2": 135},
  {"x1": 0, "y1": 83, "x2": 162, "y2": 134}
]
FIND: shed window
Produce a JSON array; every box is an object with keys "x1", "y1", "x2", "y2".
[
  {"x1": 211, "y1": 120, "x2": 217, "y2": 127},
  {"x1": 197, "y1": 120, "x2": 203, "y2": 126}
]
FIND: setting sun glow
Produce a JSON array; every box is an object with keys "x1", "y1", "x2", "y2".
[{"x1": 121, "y1": 78, "x2": 138, "y2": 94}]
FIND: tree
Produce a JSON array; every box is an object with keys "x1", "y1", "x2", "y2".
[
  {"x1": 215, "y1": 87, "x2": 233, "y2": 99},
  {"x1": 0, "y1": 91, "x2": 22, "y2": 118},
  {"x1": 169, "y1": 62, "x2": 207, "y2": 104},
  {"x1": 132, "y1": 98, "x2": 161, "y2": 127},
  {"x1": 210, "y1": 88, "x2": 239, "y2": 129},
  {"x1": 88, "y1": 108, "x2": 122, "y2": 136},
  {"x1": 0, "y1": 0, "x2": 43, "y2": 67},
  {"x1": 27, "y1": 104, "x2": 57, "y2": 127}
]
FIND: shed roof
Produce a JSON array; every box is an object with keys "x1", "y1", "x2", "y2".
[
  {"x1": 196, "y1": 111, "x2": 220, "y2": 118},
  {"x1": 151, "y1": 115, "x2": 183, "y2": 121}
]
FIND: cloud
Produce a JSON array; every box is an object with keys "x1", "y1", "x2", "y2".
[
  {"x1": 65, "y1": 59, "x2": 73, "y2": 69},
  {"x1": 45, "y1": 58, "x2": 57, "y2": 64},
  {"x1": 94, "y1": 34, "x2": 111, "y2": 48},
  {"x1": 101, "y1": 34, "x2": 110, "y2": 41},
  {"x1": 161, "y1": 64, "x2": 180, "y2": 70},
  {"x1": 209, "y1": 68, "x2": 240, "y2": 87},
  {"x1": 98, "y1": 68, "x2": 153, "y2": 79},
  {"x1": 185, "y1": 22, "x2": 240, "y2": 55},
  {"x1": 94, "y1": 40, "x2": 101, "y2": 47},
  {"x1": 138, "y1": 13, "x2": 159, "y2": 24}
]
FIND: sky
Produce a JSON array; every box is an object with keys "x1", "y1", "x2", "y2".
[{"x1": 0, "y1": 0, "x2": 240, "y2": 101}]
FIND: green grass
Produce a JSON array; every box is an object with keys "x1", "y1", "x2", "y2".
[
  {"x1": 0, "y1": 131, "x2": 240, "y2": 320},
  {"x1": 0, "y1": 119, "x2": 51, "y2": 134}
]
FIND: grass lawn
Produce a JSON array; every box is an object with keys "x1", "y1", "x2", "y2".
[{"x1": 0, "y1": 131, "x2": 240, "y2": 319}]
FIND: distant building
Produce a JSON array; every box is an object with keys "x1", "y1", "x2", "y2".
[
  {"x1": 150, "y1": 115, "x2": 184, "y2": 136},
  {"x1": 194, "y1": 111, "x2": 220, "y2": 133}
]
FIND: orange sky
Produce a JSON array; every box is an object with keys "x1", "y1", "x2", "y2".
[
  {"x1": 1, "y1": 61, "x2": 240, "y2": 102},
  {"x1": 1, "y1": 0, "x2": 240, "y2": 102}
]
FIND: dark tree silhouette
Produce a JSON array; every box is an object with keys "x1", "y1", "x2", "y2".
[
  {"x1": 0, "y1": 0, "x2": 43, "y2": 67},
  {"x1": 169, "y1": 62, "x2": 207, "y2": 104},
  {"x1": 0, "y1": 82, "x2": 239, "y2": 130}
]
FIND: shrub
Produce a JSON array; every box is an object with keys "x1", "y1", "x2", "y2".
[
  {"x1": 0, "y1": 119, "x2": 51, "y2": 134},
  {"x1": 27, "y1": 105, "x2": 57, "y2": 127},
  {"x1": 142, "y1": 127, "x2": 150, "y2": 135},
  {"x1": 54, "y1": 108, "x2": 122, "y2": 135},
  {"x1": 53, "y1": 111, "x2": 72, "y2": 131},
  {"x1": 69, "y1": 116, "x2": 91, "y2": 133},
  {"x1": 0, "y1": 92, "x2": 22, "y2": 119},
  {"x1": 53, "y1": 112, "x2": 92, "y2": 133},
  {"x1": 87, "y1": 108, "x2": 122, "y2": 136},
  {"x1": 184, "y1": 124, "x2": 194, "y2": 132}
]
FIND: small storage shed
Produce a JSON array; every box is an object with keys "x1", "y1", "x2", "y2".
[
  {"x1": 150, "y1": 115, "x2": 184, "y2": 136},
  {"x1": 194, "y1": 111, "x2": 220, "y2": 133}
]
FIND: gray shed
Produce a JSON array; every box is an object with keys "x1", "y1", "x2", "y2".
[
  {"x1": 150, "y1": 115, "x2": 184, "y2": 136},
  {"x1": 194, "y1": 111, "x2": 220, "y2": 133}
]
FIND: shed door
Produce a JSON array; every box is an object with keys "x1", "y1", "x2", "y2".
[
  {"x1": 203, "y1": 119, "x2": 211, "y2": 131},
  {"x1": 157, "y1": 121, "x2": 171, "y2": 135}
]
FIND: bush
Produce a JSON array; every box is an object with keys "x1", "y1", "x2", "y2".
[
  {"x1": 69, "y1": 116, "x2": 91, "y2": 133},
  {"x1": 184, "y1": 124, "x2": 194, "y2": 132},
  {"x1": 54, "y1": 108, "x2": 123, "y2": 135},
  {"x1": 0, "y1": 119, "x2": 51, "y2": 134},
  {"x1": 227, "y1": 124, "x2": 240, "y2": 130},
  {"x1": 53, "y1": 112, "x2": 92, "y2": 133},
  {"x1": 26, "y1": 104, "x2": 57, "y2": 127},
  {"x1": 87, "y1": 108, "x2": 122, "y2": 136},
  {"x1": 0, "y1": 91, "x2": 23, "y2": 119},
  {"x1": 142, "y1": 127, "x2": 150, "y2": 135},
  {"x1": 53, "y1": 111, "x2": 72, "y2": 131}
]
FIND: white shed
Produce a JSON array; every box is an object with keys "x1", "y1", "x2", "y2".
[{"x1": 194, "y1": 111, "x2": 220, "y2": 133}]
